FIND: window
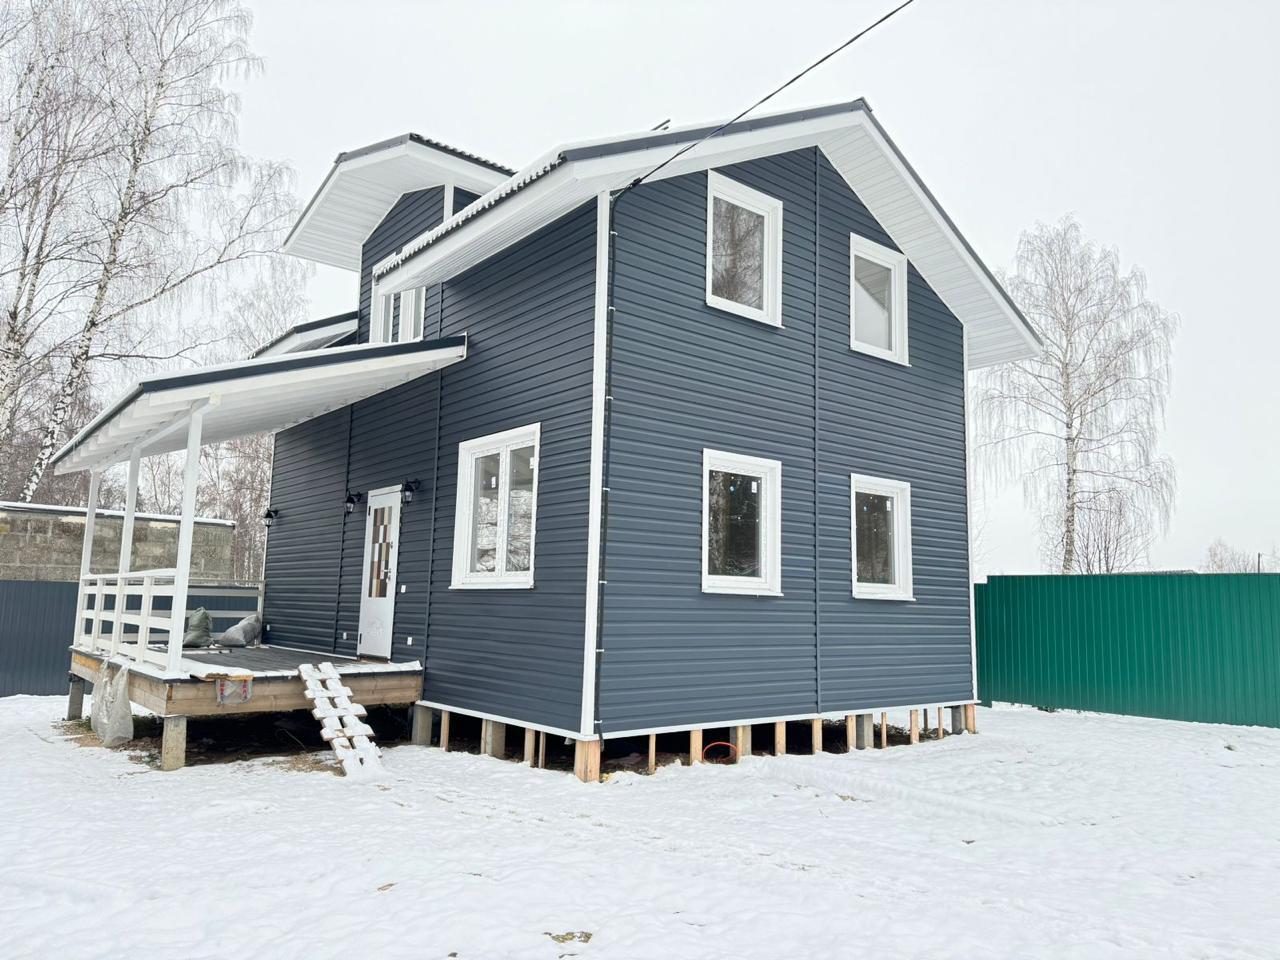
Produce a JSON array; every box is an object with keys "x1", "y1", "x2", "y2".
[
  {"x1": 451, "y1": 423, "x2": 540, "y2": 589},
  {"x1": 850, "y1": 473, "x2": 913, "y2": 600},
  {"x1": 850, "y1": 234, "x2": 909, "y2": 365},
  {"x1": 370, "y1": 281, "x2": 424, "y2": 344},
  {"x1": 705, "y1": 171, "x2": 783, "y2": 326},
  {"x1": 702, "y1": 449, "x2": 782, "y2": 596}
]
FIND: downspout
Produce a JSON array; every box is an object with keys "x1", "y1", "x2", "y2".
[
  {"x1": 589, "y1": 190, "x2": 623, "y2": 738},
  {"x1": 813, "y1": 147, "x2": 823, "y2": 714}
]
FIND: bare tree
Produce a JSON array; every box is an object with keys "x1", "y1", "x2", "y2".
[
  {"x1": 1202, "y1": 539, "x2": 1278, "y2": 574},
  {"x1": 7, "y1": 0, "x2": 294, "y2": 502},
  {"x1": 975, "y1": 216, "x2": 1177, "y2": 573},
  {"x1": 136, "y1": 254, "x2": 311, "y2": 578}
]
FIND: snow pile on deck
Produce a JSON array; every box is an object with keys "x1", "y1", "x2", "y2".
[{"x1": 2, "y1": 697, "x2": 1278, "y2": 958}]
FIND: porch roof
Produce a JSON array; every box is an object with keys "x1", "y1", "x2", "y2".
[{"x1": 52, "y1": 335, "x2": 467, "y2": 475}]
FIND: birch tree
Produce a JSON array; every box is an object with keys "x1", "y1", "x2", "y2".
[
  {"x1": 9, "y1": 0, "x2": 293, "y2": 501},
  {"x1": 975, "y1": 216, "x2": 1177, "y2": 573}
]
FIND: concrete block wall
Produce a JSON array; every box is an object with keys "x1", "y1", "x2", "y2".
[{"x1": 0, "y1": 507, "x2": 235, "y2": 582}]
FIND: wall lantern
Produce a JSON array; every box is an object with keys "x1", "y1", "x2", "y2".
[
  {"x1": 400, "y1": 480, "x2": 420, "y2": 505},
  {"x1": 261, "y1": 508, "x2": 279, "y2": 527},
  {"x1": 344, "y1": 492, "x2": 364, "y2": 515}
]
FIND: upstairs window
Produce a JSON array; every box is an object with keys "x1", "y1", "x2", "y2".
[
  {"x1": 451, "y1": 423, "x2": 540, "y2": 589},
  {"x1": 370, "y1": 282, "x2": 424, "y2": 344},
  {"x1": 850, "y1": 473, "x2": 913, "y2": 601},
  {"x1": 705, "y1": 171, "x2": 783, "y2": 326},
  {"x1": 702, "y1": 449, "x2": 782, "y2": 596},
  {"x1": 850, "y1": 235, "x2": 909, "y2": 365}
]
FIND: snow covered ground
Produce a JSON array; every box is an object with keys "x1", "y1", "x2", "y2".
[{"x1": 2, "y1": 696, "x2": 1278, "y2": 960}]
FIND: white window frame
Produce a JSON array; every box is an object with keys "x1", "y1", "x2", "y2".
[
  {"x1": 701, "y1": 448, "x2": 783, "y2": 597},
  {"x1": 850, "y1": 234, "x2": 909, "y2": 365},
  {"x1": 451, "y1": 423, "x2": 541, "y2": 590},
  {"x1": 850, "y1": 473, "x2": 914, "y2": 601},
  {"x1": 705, "y1": 171, "x2": 784, "y2": 327},
  {"x1": 369, "y1": 280, "x2": 424, "y2": 344}
]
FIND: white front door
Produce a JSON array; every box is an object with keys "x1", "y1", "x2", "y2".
[{"x1": 358, "y1": 488, "x2": 401, "y2": 659}]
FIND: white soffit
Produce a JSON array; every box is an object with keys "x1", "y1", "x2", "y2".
[
  {"x1": 374, "y1": 104, "x2": 1039, "y2": 369},
  {"x1": 52, "y1": 337, "x2": 468, "y2": 476},
  {"x1": 283, "y1": 138, "x2": 512, "y2": 271}
]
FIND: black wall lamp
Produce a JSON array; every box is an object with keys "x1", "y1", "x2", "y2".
[
  {"x1": 261, "y1": 508, "x2": 279, "y2": 527},
  {"x1": 401, "y1": 479, "x2": 420, "y2": 504},
  {"x1": 344, "y1": 491, "x2": 364, "y2": 515}
]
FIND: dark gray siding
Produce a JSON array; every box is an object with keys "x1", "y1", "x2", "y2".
[
  {"x1": 356, "y1": 187, "x2": 444, "y2": 343},
  {"x1": 262, "y1": 409, "x2": 349, "y2": 652},
  {"x1": 423, "y1": 205, "x2": 595, "y2": 731},
  {"x1": 452, "y1": 187, "x2": 481, "y2": 214},
  {"x1": 599, "y1": 148, "x2": 971, "y2": 732},
  {"x1": 264, "y1": 195, "x2": 595, "y2": 731}
]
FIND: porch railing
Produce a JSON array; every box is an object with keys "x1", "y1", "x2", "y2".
[{"x1": 75, "y1": 570, "x2": 262, "y2": 676}]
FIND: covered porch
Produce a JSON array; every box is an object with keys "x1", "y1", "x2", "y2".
[{"x1": 51, "y1": 335, "x2": 468, "y2": 768}]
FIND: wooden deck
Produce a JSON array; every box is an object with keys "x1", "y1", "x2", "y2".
[{"x1": 68, "y1": 645, "x2": 422, "y2": 720}]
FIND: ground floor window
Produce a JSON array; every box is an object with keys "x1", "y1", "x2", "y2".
[
  {"x1": 702, "y1": 448, "x2": 782, "y2": 596},
  {"x1": 850, "y1": 473, "x2": 913, "y2": 600},
  {"x1": 451, "y1": 423, "x2": 540, "y2": 589}
]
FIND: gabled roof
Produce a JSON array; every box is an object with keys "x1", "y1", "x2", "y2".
[
  {"x1": 283, "y1": 134, "x2": 513, "y2": 271},
  {"x1": 372, "y1": 100, "x2": 1040, "y2": 368}
]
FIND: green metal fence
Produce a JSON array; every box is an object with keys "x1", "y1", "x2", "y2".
[{"x1": 975, "y1": 574, "x2": 1280, "y2": 728}]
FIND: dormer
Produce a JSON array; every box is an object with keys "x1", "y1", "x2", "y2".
[{"x1": 283, "y1": 134, "x2": 513, "y2": 271}]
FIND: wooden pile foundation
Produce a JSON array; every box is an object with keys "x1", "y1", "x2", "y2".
[{"x1": 409, "y1": 701, "x2": 981, "y2": 783}]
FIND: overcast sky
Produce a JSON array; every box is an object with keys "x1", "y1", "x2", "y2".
[{"x1": 234, "y1": 0, "x2": 1280, "y2": 576}]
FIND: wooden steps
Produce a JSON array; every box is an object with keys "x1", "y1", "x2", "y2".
[{"x1": 299, "y1": 662, "x2": 382, "y2": 777}]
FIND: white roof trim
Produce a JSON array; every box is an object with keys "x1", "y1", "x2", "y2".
[
  {"x1": 251, "y1": 313, "x2": 357, "y2": 359},
  {"x1": 53, "y1": 337, "x2": 468, "y2": 476},
  {"x1": 283, "y1": 138, "x2": 511, "y2": 271},
  {"x1": 374, "y1": 105, "x2": 1038, "y2": 368}
]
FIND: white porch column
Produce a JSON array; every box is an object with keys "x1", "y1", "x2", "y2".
[
  {"x1": 77, "y1": 471, "x2": 101, "y2": 650},
  {"x1": 167, "y1": 405, "x2": 208, "y2": 674},
  {"x1": 110, "y1": 450, "x2": 141, "y2": 657}
]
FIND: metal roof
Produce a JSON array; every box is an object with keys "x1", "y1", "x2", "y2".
[
  {"x1": 372, "y1": 100, "x2": 1040, "y2": 368},
  {"x1": 249, "y1": 310, "x2": 359, "y2": 358}
]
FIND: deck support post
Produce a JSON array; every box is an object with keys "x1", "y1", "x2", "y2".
[
  {"x1": 843, "y1": 715, "x2": 855, "y2": 753},
  {"x1": 410, "y1": 703, "x2": 432, "y2": 746},
  {"x1": 168, "y1": 403, "x2": 211, "y2": 676},
  {"x1": 732, "y1": 724, "x2": 752, "y2": 761},
  {"x1": 909, "y1": 709, "x2": 920, "y2": 744},
  {"x1": 66, "y1": 676, "x2": 86, "y2": 721},
  {"x1": 523, "y1": 727, "x2": 536, "y2": 765},
  {"x1": 440, "y1": 710, "x2": 451, "y2": 751},
  {"x1": 647, "y1": 734, "x2": 657, "y2": 774},
  {"x1": 480, "y1": 719, "x2": 506, "y2": 759},
  {"x1": 810, "y1": 717, "x2": 823, "y2": 754},
  {"x1": 855, "y1": 714, "x2": 873, "y2": 750},
  {"x1": 110, "y1": 449, "x2": 141, "y2": 658},
  {"x1": 537, "y1": 730, "x2": 546, "y2": 768},
  {"x1": 774, "y1": 720, "x2": 786, "y2": 755},
  {"x1": 573, "y1": 738, "x2": 601, "y2": 782},
  {"x1": 77, "y1": 471, "x2": 101, "y2": 651},
  {"x1": 879, "y1": 711, "x2": 888, "y2": 749},
  {"x1": 950, "y1": 705, "x2": 965, "y2": 734},
  {"x1": 161, "y1": 715, "x2": 187, "y2": 771},
  {"x1": 964, "y1": 703, "x2": 978, "y2": 734}
]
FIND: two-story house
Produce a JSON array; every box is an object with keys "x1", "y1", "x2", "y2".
[{"x1": 53, "y1": 100, "x2": 1039, "y2": 778}]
